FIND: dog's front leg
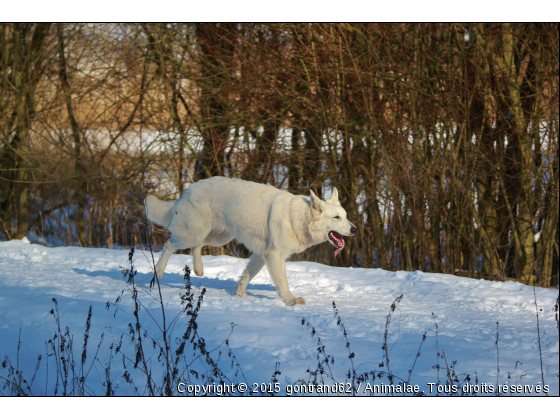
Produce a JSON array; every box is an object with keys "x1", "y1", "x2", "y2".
[{"x1": 265, "y1": 251, "x2": 305, "y2": 306}]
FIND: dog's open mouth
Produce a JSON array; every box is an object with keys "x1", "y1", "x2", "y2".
[{"x1": 328, "y1": 231, "x2": 345, "y2": 257}]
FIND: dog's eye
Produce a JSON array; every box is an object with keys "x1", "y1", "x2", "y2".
[{"x1": 334, "y1": 216, "x2": 340, "y2": 220}]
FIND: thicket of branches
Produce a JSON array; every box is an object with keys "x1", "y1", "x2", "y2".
[{"x1": 0, "y1": 23, "x2": 558, "y2": 286}]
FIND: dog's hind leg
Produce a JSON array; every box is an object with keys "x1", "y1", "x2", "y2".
[
  {"x1": 236, "y1": 253, "x2": 265, "y2": 297},
  {"x1": 265, "y1": 251, "x2": 305, "y2": 306},
  {"x1": 191, "y1": 230, "x2": 233, "y2": 278},
  {"x1": 192, "y1": 245, "x2": 204, "y2": 277},
  {"x1": 155, "y1": 234, "x2": 206, "y2": 279},
  {"x1": 155, "y1": 239, "x2": 178, "y2": 279}
]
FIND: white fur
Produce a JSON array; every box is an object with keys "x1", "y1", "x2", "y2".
[{"x1": 145, "y1": 177, "x2": 356, "y2": 306}]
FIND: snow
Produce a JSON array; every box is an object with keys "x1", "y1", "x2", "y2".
[{"x1": 0, "y1": 239, "x2": 558, "y2": 396}]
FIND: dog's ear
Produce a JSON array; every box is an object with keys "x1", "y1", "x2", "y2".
[
  {"x1": 326, "y1": 187, "x2": 340, "y2": 204},
  {"x1": 309, "y1": 190, "x2": 324, "y2": 213}
]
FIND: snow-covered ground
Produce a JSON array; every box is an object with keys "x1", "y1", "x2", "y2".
[{"x1": 0, "y1": 239, "x2": 558, "y2": 396}]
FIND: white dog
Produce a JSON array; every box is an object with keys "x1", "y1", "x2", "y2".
[{"x1": 145, "y1": 177, "x2": 356, "y2": 306}]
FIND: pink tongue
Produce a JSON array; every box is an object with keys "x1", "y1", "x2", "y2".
[{"x1": 334, "y1": 238, "x2": 345, "y2": 257}]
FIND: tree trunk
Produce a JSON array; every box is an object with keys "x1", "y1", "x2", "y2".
[{"x1": 57, "y1": 24, "x2": 86, "y2": 246}]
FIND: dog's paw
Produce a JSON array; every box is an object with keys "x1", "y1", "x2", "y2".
[
  {"x1": 236, "y1": 286, "x2": 248, "y2": 297},
  {"x1": 155, "y1": 268, "x2": 164, "y2": 279},
  {"x1": 194, "y1": 268, "x2": 203, "y2": 277},
  {"x1": 292, "y1": 297, "x2": 306, "y2": 305}
]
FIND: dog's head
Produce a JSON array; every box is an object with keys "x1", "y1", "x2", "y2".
[{"x1": 309, "y1": 188, "x2": 357, "y2": 256}]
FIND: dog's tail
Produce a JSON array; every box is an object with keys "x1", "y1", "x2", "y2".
[{"x1": 145, "y1": 195, "x2": 176, "y2": 227}]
